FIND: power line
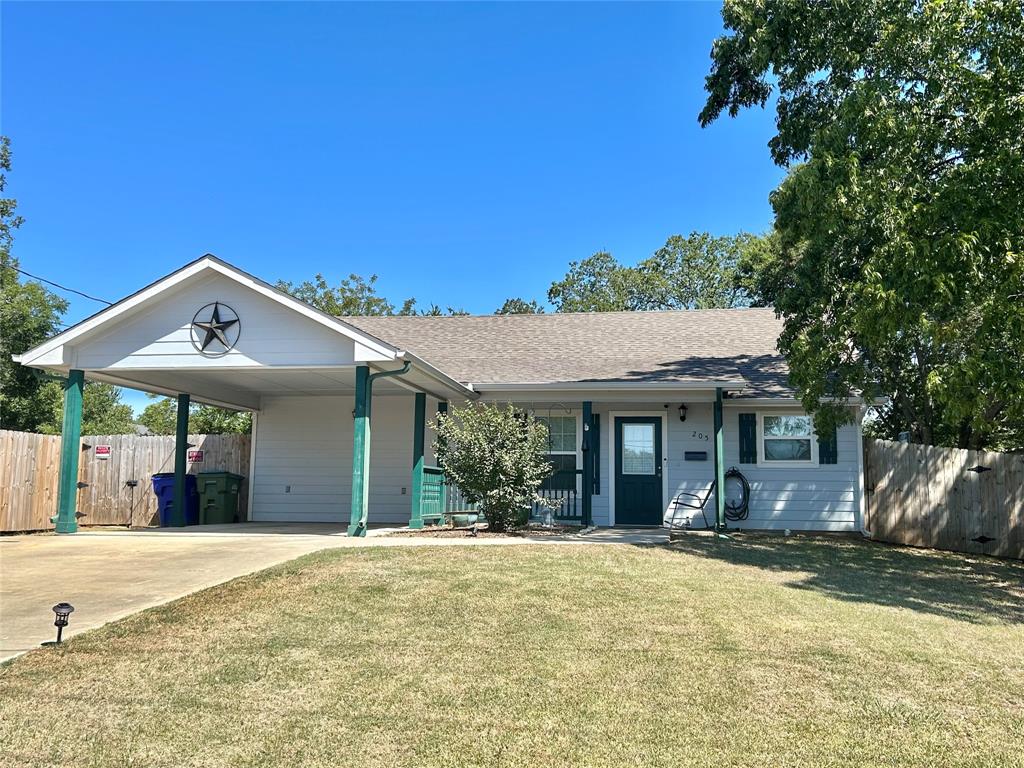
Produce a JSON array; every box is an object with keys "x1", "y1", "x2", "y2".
[{"x1": 12, "y1": 266, "x2": 114, "y2": 305}]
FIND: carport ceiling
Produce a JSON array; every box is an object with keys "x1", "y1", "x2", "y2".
[{"x1": 87, "y1": 365, "x2": 447, "y2": 411}]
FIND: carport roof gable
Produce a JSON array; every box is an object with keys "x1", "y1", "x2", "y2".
[{"x1": 14, "y1": 254, "x2": 404, "y2": 367}]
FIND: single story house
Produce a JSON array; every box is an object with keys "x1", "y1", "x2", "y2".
[{"x1": 15, "y1": 255, "x2": 867, "y2": 535}]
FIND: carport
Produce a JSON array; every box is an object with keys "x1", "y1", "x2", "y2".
[{"x1": 13, "y1": 255, "x2": 475, "y2": 536}]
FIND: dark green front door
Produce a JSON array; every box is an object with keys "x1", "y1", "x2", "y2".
[{"x1": 614, "y1": 416, "x2": 663, "y2": 526}]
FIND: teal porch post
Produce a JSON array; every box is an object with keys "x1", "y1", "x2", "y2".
[
  {"x1": 53, "y1": 369, "x2": 85, "y2": 534},
  {"x1": 171, "y1": 393, "x2": 190, "y2": 527},
  {"x1": 348, "y1": 362, "x2": 412, "y2": 536},
  {"x1": 437, "y1": 401, "x2": 448, "y2": 514},
  {"x1": 713, "y1": 387, "x2": 726, "y2": 530},
  {"x1": 581, "y1": 401, "x2": 593, "y2": 527},
  {"x1": 408, "y1": 392, "x2": 427, "y2": 529},
  {"x1": 348, "y1": 365, "x2": 371, "y2": 536}
]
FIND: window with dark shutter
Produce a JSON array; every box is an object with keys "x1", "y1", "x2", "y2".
[
  {"x1": 819, "y1": 426, "x2": 838, "y2": 464},
  {"x1": 739, "y1": 413, "x2": 757, "y2": 464}
]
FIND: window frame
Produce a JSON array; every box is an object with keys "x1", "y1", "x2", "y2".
[
  {"x1": 757, "y1": 411, "x2": 819, "y2": 466},
  {"x1": 534, "y1": 411, "x2": 583, "y2": 492}
]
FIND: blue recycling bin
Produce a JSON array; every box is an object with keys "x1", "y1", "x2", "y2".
[{"x1": 152, "y1": 473, "x2": 199, "y2": 527}]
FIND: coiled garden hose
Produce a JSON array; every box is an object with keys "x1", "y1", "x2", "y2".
[{"x1": 723, "y1": 466, "x2": 751, "y2": 521}]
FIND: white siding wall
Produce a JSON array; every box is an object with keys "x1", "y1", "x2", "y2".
[
  {"x1": 251, "y1": 393, "x2": 441, "y2": 525},
  {"x1": 251, "y1": 395, "x2": 860, "y2": 532},
  {"x1": 590, "y1": 402, "x2": 859, "y2": 531},
  {"x1": 722, "y1": 405, "x2": 861, "y2": 531},
  {"x1": 658, "y1": 403, "x2": 860, "y2": 532}
]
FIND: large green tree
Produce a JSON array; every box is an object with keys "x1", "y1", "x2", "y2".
[
  {"x1": 138, "y1": 396, "x2": 251, "y2": 435},
  {"x1": 547, "y1": 252, "x2": 660, "y2": 312},
  {"x1": 547, "y1": 233, "x2": 766, "y2": 312},
  {"x1": 495, "y1": 298, "x2": 545, "y2": 314},
  {"x1": 38, "y1": 382, "x2": 135, "y2": 435},
  {"x1": 276, "y1": 273, "x2": 415, "y2": 316},
  {"x1": 701, "y1": 0, "x2": 1024, "y2": 449},
  {"x1": 645, "y1": 231, "x2": 759, "y2": 309},
  {"x1": 0, "y1": 137, "x2": 70, "y2": 431},
  {"x1": 277, "y1": 272, "x2": 468, "y2": 316},
  {"x1": 0, "y1": 261, "x2": 68, "y2": 431}
]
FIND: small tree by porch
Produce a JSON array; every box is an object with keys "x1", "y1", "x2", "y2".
[{"x1": 432, "y1": 403, "x2": 554, "y2": 532}]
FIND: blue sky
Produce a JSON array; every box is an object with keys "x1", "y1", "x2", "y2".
[{"x1": 3, "y1": 1, "x2": 783, "y2": 415}]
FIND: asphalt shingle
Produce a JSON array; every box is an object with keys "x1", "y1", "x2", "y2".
[{"x1": 343, "y1": 308, "x2": 791, "y2": 397}]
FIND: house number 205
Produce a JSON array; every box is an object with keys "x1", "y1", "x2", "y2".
[{"x1": 691, "y1": 431, "x2": 709, "y2": 441}]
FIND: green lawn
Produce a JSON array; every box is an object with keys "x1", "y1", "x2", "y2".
[{"x1": 2, "y1": 537, "x2": 1023, "y2": 767}]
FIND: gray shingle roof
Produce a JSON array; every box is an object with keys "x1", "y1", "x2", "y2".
[{"x1": 343, "y1": 308, "x2": 792, "y2": 397}]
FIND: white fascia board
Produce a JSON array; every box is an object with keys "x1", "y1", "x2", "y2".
[
  {"x1": 12, "y1": 347, "x2": 71, "y2": 368},
  {"x1": 14, "y1": 255, "x2": 401, "y2": 368}
]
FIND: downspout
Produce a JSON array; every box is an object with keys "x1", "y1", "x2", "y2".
[
  {"x1": 368, "y1": 360, "x2": 411, "y2": 386},
  {"x1": 855, "y1": 404, "x2": 871, "y2": 538},
  {"x1": 367, "y1": 360, "x2": 412, "y2": 418}
]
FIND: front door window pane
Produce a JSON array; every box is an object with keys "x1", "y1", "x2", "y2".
[{"x1": 622, "y1": 423, "x2": 655, "y2": 474}]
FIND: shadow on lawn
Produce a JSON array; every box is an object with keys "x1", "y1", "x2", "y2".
[{"x1": 662, "y1": 534, "x2": 1024, "y2": 625}]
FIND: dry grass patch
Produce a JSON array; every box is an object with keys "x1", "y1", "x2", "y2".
[{"x1": 2, "y1": 538, "x2": 1023, "y2": 767}]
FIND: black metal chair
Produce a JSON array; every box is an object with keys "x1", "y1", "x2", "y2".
[{"x1": 665, "y1": 480, "x2": 716, "y2": 537}]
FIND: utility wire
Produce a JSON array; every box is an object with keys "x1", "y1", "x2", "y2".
[{"x1": 13, "y1": 266, "x2": 113, "y2": 305}]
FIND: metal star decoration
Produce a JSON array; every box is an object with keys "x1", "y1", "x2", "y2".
[{"x1": 192, "y1": 303, "x2": 239, "y2": 352}]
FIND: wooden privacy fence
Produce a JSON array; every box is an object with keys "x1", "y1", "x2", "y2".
[
  {"x1": 864, "y1": 439, "x2": 1024, "y2": 560},
  {"x1": 1, "y1": 430, "x2": 251, "y2": 533}
]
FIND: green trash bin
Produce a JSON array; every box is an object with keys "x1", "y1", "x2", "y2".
[{"x1": 196, "y1": 471, "x2": 244, "y2": 525}]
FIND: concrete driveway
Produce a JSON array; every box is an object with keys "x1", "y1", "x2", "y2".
[
  {"x1": 1, "y1": 522, "x2": 667, "y2": 663},
  {"x1": 0, "y1": 524, "x2": 353, "y2": 662}
]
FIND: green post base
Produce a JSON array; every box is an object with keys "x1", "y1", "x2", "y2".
[{"x1": 53, "y1": 517, "x2": 78, "y2": 534}]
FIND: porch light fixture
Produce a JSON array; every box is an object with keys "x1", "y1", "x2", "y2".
[
  {"x1": 678, "y1": 403, "x2": 688, "y2": 422},
  {"x1": 50, "y1": 602, "x2": 75, "y2": 644}
]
